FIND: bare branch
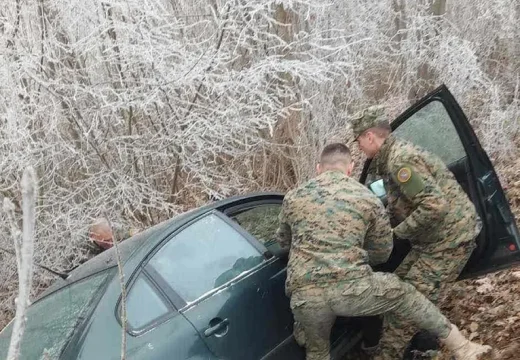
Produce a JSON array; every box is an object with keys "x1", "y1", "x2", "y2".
[{"x1": 6, "y1": 167, "x2": 38, "y2": 360}]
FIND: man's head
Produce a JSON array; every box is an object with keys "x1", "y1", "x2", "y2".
[
  {"x1": 350, "y1": 105, "x2": 391, "y2": 159},
  {"x1": 89, "y1": 218, "x2": 114, "y2": 250},
  {"x1": 317, "y1": 143, "x2": 354, "y2": 176}
]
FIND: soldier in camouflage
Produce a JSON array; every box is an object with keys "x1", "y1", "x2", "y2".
[
  {"x1": 276, "y1": 143, "x2": 491, "y2": 360},
  {"x1": 351, "y1": 106, "x2": 483, "y2": 359}
]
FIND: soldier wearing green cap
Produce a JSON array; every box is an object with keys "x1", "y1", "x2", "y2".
[{"x1": 350, "y1": 106, "x2": 481, "y2": 359}]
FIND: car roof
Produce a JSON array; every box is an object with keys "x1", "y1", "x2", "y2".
[{"x1": 37, "y1": 191, "x2": 284, "y2": 301}]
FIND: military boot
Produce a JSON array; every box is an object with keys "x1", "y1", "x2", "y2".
[{"x1": 440, "y1": 325, "x2": 492, "y2": 360}]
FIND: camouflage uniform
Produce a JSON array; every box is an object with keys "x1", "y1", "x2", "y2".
[
  {"x1": 351, "y1": 107, "x2": 480, "y2": 359},
  {"x1": 276, "y1": 171, "x2": 453, "y2": 360}
]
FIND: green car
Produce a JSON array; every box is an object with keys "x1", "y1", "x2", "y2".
[{"x1": 1, "y1": 85, "x2": 518, "y2": 359}]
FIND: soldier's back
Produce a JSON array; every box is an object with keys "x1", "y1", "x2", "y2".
[{"x1": 284, "y1": 171, "x2": 383, "y2": 289}]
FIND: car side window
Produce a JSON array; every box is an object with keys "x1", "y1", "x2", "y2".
[
  {"x1": 125, "y1": 273, "x2": 171, "y2": 330},
  {"x1": 365, "y1": 100, "x2": 466, "y2": 193},
  {"x1": 148, "y1": 213, "x2": 264, "y2": 304},
  {"x1": 230, "y1": 204, "x2": 282, "y2": 250},
  {"x1": 393, "y1": 100, "x2": 466, "y2": 165}
]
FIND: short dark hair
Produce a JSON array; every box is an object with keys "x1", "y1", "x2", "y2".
[
  {"x1": 363, "y1": 121, "x2": 391, "y2": 138},
  {"x1": 320, "y1": 143, "x2": 352, "y2": 167}
]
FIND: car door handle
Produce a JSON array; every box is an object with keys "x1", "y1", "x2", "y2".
[{"x1": 204, "y1": 318, "x2": 230, "y2": 337}]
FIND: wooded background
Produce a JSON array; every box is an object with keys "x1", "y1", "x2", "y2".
[{"x1": 0, "y1": 0, "x2": 518, "y2": 328}]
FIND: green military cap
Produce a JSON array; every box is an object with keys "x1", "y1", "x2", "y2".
[{"x1": 349, "y1": 105, "x2": 388, "y2": 139}]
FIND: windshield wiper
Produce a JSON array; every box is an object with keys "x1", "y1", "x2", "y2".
[{"x1": 0, "y1": 246, "x2": 68, "y2": 280}]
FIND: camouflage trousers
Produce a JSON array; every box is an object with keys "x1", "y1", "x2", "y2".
[
  {"x1": 290, "y1": 272, "x2": 452, "y2": 360},
  {"x1": 377, "y1": 240, "x2": 476, "y2": 360}
]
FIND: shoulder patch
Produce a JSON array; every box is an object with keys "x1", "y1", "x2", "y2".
[
  {"x1": 392, "y1": 165, "x2": 425, "y2": 198},
  {"x1": 396, "y1": 167, "x2": 412, "y2": 183}
]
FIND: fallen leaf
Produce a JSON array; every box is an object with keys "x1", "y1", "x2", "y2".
[
  {"x1": 475, "y1": 278, "x2": 494, "y2": 294},
  {"x1": 470, "y1": 322, "x2": 479, "y2": 332}
]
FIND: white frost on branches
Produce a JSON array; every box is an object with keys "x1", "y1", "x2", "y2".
[
  {"x1": 0, "y1": 0, "x2": 518, "y2": 326},
  {"x1": 5, "y1": 167, "x2": 37, "y2": 360}
]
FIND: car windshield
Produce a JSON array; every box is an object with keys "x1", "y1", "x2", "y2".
[{"x1": 0, "y1": 269, "x2": 113, "y2": 359}]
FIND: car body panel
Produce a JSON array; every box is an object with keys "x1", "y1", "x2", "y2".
[
  {"x1": 181, "y1": 257, "x2": 294, "y2": 359},
  {"x1": 61, "y1": 272, "x2": 215, "y2": 360}
]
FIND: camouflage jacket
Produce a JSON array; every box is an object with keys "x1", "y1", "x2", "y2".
[
  {"x1": 276, "y1": 171, "x2": 393, "y2": 294},
  {"x1": 373, "y1": 135, "x2": 480, "y2": 252}
]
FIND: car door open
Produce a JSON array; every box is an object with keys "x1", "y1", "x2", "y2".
[{"x1": 360, "y1": 84, "x2": 520, "y2": 279}]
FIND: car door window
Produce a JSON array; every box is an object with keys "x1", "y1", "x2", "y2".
[
  {"x1": 366, "y1": 100, "x2": 466, "y2": 192},
  {"x1": 125, "y1": 273, "x2": 171, "y2": 330},
  {"x1": 148, "y1": 213, "x2": 264, "y2": 303},
  {"x1": 230, "y1": 204, "x2": 282, "y2": 251},
  {"x1": 393, "y1": 100, "x2": 466, "y2": 165}
]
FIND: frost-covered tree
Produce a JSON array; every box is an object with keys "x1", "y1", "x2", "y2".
[
  {"x1": 0, "y1": 0, "x2": 518, "y2": 327},
  {"x1": 0, "y1": 0, "x2": 362, "y2": 322}
]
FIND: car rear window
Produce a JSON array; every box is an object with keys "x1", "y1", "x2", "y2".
[{"x1": 0, "y1": 269, "x2": 113, "y2": 359}]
